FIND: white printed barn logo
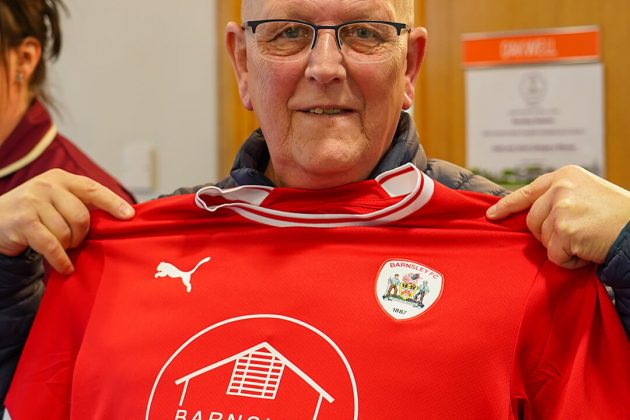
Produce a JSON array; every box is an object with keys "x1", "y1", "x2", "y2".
[
  {"x1": 375, "y1": 259, "x2": 444, "y2": 320},
  {"x1": 154, "y1": 257, "x2": 211, "y2": 293},
  {"x1": 145, "y1": 315, "x2": 358, "y2": 419}
]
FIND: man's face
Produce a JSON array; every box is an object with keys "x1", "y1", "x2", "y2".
[{"x1": 234, "y1": 0, "x2": 423, "y2": 189}]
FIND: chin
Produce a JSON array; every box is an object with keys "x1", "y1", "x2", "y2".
[
  {"x1": 300, "y1": 156, "x2": 372, "y2": 187},
  {"x1": 304, "y1": 149, "x2": 360, "y2": 171}
]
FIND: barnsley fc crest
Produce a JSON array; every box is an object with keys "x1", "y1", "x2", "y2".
[{"x1": 375, "y1": 259, "x2": 444, "y2": 320}]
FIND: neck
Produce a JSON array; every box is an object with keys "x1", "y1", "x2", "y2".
[
  {"x1": 0, "y1": 92, "x2": 32, "y2": 148},
  {"x1": 264, "y1": 160, "x2": 372, "y2": 189}
]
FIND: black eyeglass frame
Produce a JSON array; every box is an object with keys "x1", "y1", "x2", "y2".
[{"x1": 242, "y1": 19, "x2": 410, "y2": 51}]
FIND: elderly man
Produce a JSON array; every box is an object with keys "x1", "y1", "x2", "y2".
[{"x1": 1, "y1": 0, "x2": 629, "y2": 416}]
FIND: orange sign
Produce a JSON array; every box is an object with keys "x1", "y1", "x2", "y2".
[{"x1": 462, "y1": 27, "x2": 600, "y2": 67}]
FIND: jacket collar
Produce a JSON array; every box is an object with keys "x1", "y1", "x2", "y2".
[{"x1": 0, "y1": 99, "x2": 57, "y2": 178}]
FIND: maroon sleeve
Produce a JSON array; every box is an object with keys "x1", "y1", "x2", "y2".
[
  {"x1": 1, "y1": 134, "x2": 135, "y2": 204},
  {"x1": 38, "y1": 135, "x2": 136, "y2": 204}
]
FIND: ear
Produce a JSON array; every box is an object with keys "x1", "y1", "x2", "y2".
[
  {"x1": 225, "y1": 22, "x2": 253, "y2": 111},
  {"x1": 402, "y1": 27, "x2": 428, "y2": 110},
  {"x1": 15, "y1": 37, "x2": 42, "y2": 84}
]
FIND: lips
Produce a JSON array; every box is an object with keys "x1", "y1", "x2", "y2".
[
  {"x1": 299, "y1": 105, "x2": 354, "y2": 116},
  {"x1": 309, "y1": 108, "x2": 343, "y2": 115}
]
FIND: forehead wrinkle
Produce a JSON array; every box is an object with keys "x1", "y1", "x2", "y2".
[
  {"x1": 339, "y1": 0, "x2": 397, "y2": 21},
  {"x1": 243, "y1": 0, "x2": 403, "y2": 23}
]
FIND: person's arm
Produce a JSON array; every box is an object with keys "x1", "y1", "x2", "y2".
[
  {"x1": 597, "y1": 221, "x2": 630, "y2": 337},
  {"x1": 0, "y1": 250, "x2": 44, "y2": 409},
  {"x1": 0, "y1": 169, "x2": 135, "y2": 407},
  {"x1": 486, "y1": 165, "x2": 630, "y2": 335}
]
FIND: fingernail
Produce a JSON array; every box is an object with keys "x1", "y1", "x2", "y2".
[
  {"x1": 120, "y1": 203, "x2": 135, "y2": 218},
  {"x1": 487, "y1": 205, "x2": 497, "y2": 218},
  {"x1": 61, "y1": 263, "x2": 75, "y2": 276}
]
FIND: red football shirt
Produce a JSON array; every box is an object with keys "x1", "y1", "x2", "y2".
[{"x1": 6, "y1": 164, "x2": 630, "y2": 419}]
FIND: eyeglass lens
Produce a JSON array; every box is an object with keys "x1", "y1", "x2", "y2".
[{"x1": 251, "y1": 21, "x2": 405, "y2": 63}]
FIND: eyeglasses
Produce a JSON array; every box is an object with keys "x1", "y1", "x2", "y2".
[{"x1": 242, "y1": 19, "x2": 411, "y2": 64}]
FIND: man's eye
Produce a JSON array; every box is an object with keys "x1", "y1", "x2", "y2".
[
  {"x1": 280, "y1": 26, "x2": 306, "y2": 39},
  {"x1": 355, "y1": 28, "x2": 375, "y2": 39},
  {"x1": 343, "y1": 25, "x2": 386, "y2": 44}
]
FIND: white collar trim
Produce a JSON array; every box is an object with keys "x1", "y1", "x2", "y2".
[
  {"x1": 195, "y1": 163, "x2": 434, "y2": 228},
  {"x1": 0, "y1": 124, "x2": 57, "y2": 178}
]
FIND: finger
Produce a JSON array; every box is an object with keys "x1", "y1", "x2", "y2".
[
  {"x1": 527, "y1": 194, "x2": 554, "y2": 244},
  {"x1": 560, "y1": 258, "x2": 591, "y2": 269},
  {"x1": 63, "y1": 174, "x2": 135, "y2": 219},
  {"x1": 486, "y1": 173, "x2": 553, "y2": 220},
  {"x1": 37, "y1": 203, "x2": 74, "y2": 250},
  {"x1": 546, "y1": 234, "x2": 590, "y2": 269},
  {"x1": 51, "y1": 191, "x2": 92, "y2": 249},
  {"x1": 26, "y1": 223, "x2": 74, "y2": 275}
]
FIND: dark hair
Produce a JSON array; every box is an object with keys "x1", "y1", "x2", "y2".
[{"x1": 0, "y1": 0, "x2": 66, "y2": 104}]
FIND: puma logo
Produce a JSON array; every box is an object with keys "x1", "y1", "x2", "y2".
[{"x1": 154, "y1": 257, "x2": 211, "y2": 293}]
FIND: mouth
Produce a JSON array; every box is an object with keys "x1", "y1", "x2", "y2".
[
  {"x1": 308, "y1": 107, "x2": 344, "y2": 115},
  {"x1": 298, "y1": 107, "x2": 356, "y2": 117}
]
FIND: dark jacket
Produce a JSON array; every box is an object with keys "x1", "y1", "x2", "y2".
[
  {"x1": 1, "y1": 112, "x2": 628, "y2": 407},
  {"x1": 172, "y1": 112, "x2": 508, "y2": 196}
]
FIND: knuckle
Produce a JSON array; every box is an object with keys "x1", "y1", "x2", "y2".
[
  {"x1": 565, "y1": 164, "x2": 584, "y2": 173},
  {"x1": 553, "y1": 219, "x2": 575, "y2": 237},
  {"x1": 12, "y1": 211, "x2": 40, "y2": 232},
  {"x1": 517, "y1": 184, "x2": 535, "y2": 200},
  {"x1": 553, "y1": 196, "x2": 575, "y2": 212},
  {"x1": 0, "y1": 232, "x2": 26, "y2": 255},
  {"x1": 57, "y1": 225, "x2": 73, "y2": 248},
  {"x1": 45, "y1": 168, "x2": 65, "y2": 177},
  {"x1": 38, "y1": 239, "x2": 63, "y2": 257},
  {"x1": 569, "y1": 243, "x2": 584, "y2": 259},
  {"x1": 547, "y1": 252, "x2": 562, "y2": 266},
  {"x1": 74, "y1": 209, "x2": 91, "y2": 230},
  {"x1": 551, "y1": 166, "x2": 586, "y2": 189},
  {"x1": 558, "y1": 178, "x2": 577, "y2": 190},
  {"x1": 525, "y1": 210, "x2": 537, "y2": 229},
  {"x1": 23, "y1": 178, "x2": 58, "y2": 198},
  {"x1": 82, "y1": 177, "x2": 103, "y2": 195},
  {"x1": 555, "y1": 164, "x2": 580, "y2": 176},
  {"x1": 12, "y1": 189, "x2": 41, "y2": 209},
  {"x1": 547, "y1": 244, "x2": 571, "y2": 266}
]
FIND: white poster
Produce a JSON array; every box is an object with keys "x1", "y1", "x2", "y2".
[{"x1": 465, "y1": 63, "x2": 604, "y2": 186}]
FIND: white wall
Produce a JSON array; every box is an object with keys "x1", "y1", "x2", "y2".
[{"x1": 50, "y1": 0, "x2": 218, "y2": 201}]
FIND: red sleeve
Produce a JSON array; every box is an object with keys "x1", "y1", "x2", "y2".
[
  {"x1": 4, "y1": 244, "x2": 104, "y2": 420},
  {"x1": 511, "y1": 261, "x2": 630, "y2": 419}
]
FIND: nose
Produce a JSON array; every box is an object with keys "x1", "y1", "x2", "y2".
[{"x1": 304, "y1": 30, "x2": 346, "y2": 84}]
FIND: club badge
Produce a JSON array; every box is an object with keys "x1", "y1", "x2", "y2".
[{"x1": 375, "y1": 259, "x2": 444, "y2": 320}]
